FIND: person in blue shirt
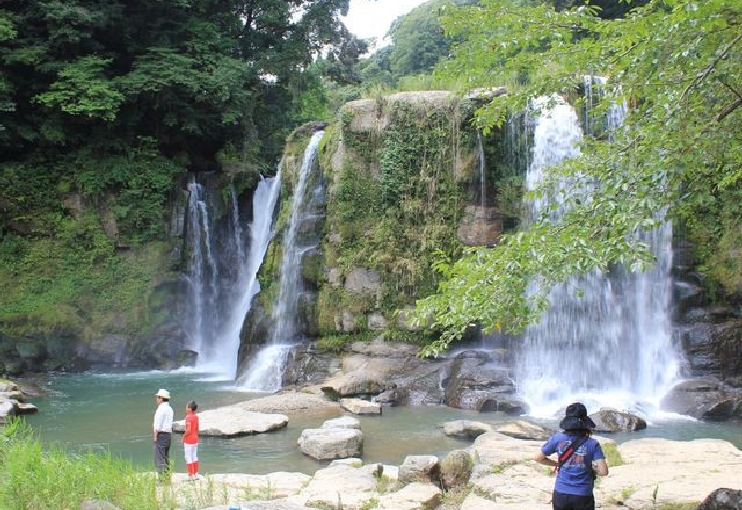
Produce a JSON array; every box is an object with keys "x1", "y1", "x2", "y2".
[{"x1": 534, "y1": 402, "x2": 609, "y2": 510}]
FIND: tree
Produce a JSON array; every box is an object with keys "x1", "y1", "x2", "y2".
[
  {"x1": 414, "y1": 0, "x2": 742, "y2": 355},
  {"x1": 385, "y1": 0, "x2": 477, "y2": 82}
]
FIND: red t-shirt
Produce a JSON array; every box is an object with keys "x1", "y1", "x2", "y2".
[{"x1": 184, "y1": 413, "x2": 199, "y2": 444}]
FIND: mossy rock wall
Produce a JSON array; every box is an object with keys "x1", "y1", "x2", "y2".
[{"x1": 316, "y1": 91, "x2": 502, "y2": 343}]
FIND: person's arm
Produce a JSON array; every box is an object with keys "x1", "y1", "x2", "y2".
[
  {"x1": 153, "y1": 406, "x2": 161, "y2": 442},
  {"x1": 593, "y1": 458, "x2": 609, "y2": 476},
  {"x1": 593, "y1": 442, "x2": 609, "y2": 476},
  {"x1": 534, "y1": 450, "x2": 557, "y2": 468}
]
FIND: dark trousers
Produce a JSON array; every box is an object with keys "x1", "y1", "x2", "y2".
[
  {"x1": 154, "y1": 432, "x2": 171, "y2": 474},
  {"x1": 552, "y1": 491, "x2": 595, "y2": 510}
]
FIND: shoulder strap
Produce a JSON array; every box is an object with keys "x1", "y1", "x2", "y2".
[{"x1": 557, "y1": 436, "x2": 589, "y2": 470}]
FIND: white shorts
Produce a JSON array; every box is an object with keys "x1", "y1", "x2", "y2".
[{"x1": 184, "y1": 443, "x2": 199, "y2": 464}]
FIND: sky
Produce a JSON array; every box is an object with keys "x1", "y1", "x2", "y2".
[{"x1": 342, "y1": 0, "x2": 428, "y2": 42}]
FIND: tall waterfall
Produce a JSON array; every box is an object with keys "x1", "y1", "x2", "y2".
[
  {"x1": 515, "y1": 95, "x2": 682, "y2": 417},
  {"x1": 184, "y1": 175, "x2": 281, "y2": 378},
  {"x1": 238, "y1": 130, "x2": 325, "y2": 391}
]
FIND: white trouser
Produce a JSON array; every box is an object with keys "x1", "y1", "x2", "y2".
[{"x1": 184, "y1": 443, "x2": 199, "y2": 464}]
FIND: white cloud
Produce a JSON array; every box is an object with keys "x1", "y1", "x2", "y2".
[{"x1": 342, "y1": 0, "x2": 427, "y2": 42}]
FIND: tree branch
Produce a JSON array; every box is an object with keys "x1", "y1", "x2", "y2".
[
  {"x1": 682, "y1": 31, "x2": 742, "y2": 101},
  {"x1": 716, "y1": 77, "x2": 742, "y2": 122}
]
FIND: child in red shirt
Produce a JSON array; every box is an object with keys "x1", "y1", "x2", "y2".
[{"x1": 183, "y1": 400, "x2": 200, "y2": 480}]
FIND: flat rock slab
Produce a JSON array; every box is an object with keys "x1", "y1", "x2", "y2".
[
  {"x1": 237, "y1": 391, "x2": 341, "y2": 416},
  {"x1": 173, "y1": 405, "x2": 288, "y2": 437}
]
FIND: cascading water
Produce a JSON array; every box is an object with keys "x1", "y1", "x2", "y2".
[
  {"x1": 184, "y1": 174, "x2": 281, "y2": 378},
  {"x1": 238, "y1": 130, "x2": 325, "y2": 391},
  {"x1": 515, "y1": 94, "x2": 682, "y2": 418},
  {"x1": 184, "y1": 180, "x2": 219, "y2": 355},
  {"x1": 476, "y1": 131, "x2": 486, "y2": 207},
  {"x1": 203, "y1": 176, "x2": 281, "y2": 377}
]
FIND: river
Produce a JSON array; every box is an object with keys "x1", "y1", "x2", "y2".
[{"x1": 22, "y1": 369, "x2": 742, "y2": 476}]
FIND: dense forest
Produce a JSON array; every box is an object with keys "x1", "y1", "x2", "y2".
[
  {"x1": 1, "y1": 0, "x2": 741, "y2": 358},
  {"x1": 0, "y1": 0, "x2": 366, "y2": 339}
]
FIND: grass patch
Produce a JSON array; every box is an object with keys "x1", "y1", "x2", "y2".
[
  {"x1": 0, "y1": 418, "x2": 170, "y2": 510},
  {"x1": 602, "y1": 442, "x2": 624, "y2": 467}
]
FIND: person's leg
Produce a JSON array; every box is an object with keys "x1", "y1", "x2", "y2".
[
  {"x1": 552, "y1": 491, "x2": 569, "y2": 510},
  {"x1": 193, "y1": 443, "x2": 199, "y2": 477},
  {"x1": 157, "y1": 434, "x2": 171, "y2": 479},
  {"x1": 184, "y1": 444, "x2": 191, "y2": 476},
  {"x1": 163, "y1": 434, "x2": 172, "y2": 475},
  {"x1": 184, "y1": 443, "x2": 197, "y2": 477},
  {"x1": 569, "y1": 494, "x2": 594, "y2": 510},
  {"x1": 154, "y1": 434, "x2": 167, "y2": 474}
]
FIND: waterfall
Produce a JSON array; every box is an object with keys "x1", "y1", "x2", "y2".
[
  {"x1": 184, "y1": 180, "x2": 219, "y2": 355},
  {"x1": 183, "y1": 173, "x2": 281, "y2": 378},
  {"x1": 476, "y1": 131, "x2": 486, "y2": 207},
  {"x1": 198, "y1": 175, "x2": 281, "y2": 377},
  {"x1": 515, "y1": 94, "x2": 682, "y2": 418},
  {"x1": 238, "y1": 130, "x2": 325, "y2": 391}
]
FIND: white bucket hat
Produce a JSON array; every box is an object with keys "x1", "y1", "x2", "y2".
[{"x1": 155, "y1": 388, "x2": 171, "y2": 399}]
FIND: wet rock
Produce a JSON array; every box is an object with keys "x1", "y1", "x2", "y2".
[
  {"x1": 660, "y1": 378, "x2": 727, "y2": 419},
  {"x1": 398, "y1": 455, "x2": 440, "y2": 485},
  {"x1": 495, "y1": 420, "x2": 554, "y2": 441},
  {"x1": 443, "y1": 420, "x2": 493, "y2": 439},
  {"x1": 444, "y1": 350, "x2": 516, "y2": 411},
  {"x1": 339, "y1": 398, "x2": 381, "y2": 415},
  {"x1": 440, "y1": 449, "x2": 474, "y2": 491},
  {"x1": 297, "y1": 427, "x2": 363, "y2": 460},
  {"x1": 696, "y1": 488, "x2": 742, "y2": 510},
  {"x1": 590, "y1": 408, "x2": 647, "y2": 432},
  {"x1": 173, "y1": 406, "x2": 288, "y2": 437}
]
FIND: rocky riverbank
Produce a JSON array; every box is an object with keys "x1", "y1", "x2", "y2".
[{"x1": 157, "y1": 391, "x2": 742, "y2": 510}]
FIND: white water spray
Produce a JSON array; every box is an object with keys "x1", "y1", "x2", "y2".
[{"x1": 516, "y1": 95, "x2": 682, "y2": 419}]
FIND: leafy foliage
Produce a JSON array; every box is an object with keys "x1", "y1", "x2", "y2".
[
  {"x1": 0, "y1": 0, "x2": 364, "y2": 337},
  {"x1": 415, "y1": 0, "x2": 742, "y2": 355}
]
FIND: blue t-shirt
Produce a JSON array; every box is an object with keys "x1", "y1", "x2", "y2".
[{"x1": 541, "y1": 432, "x2": 604, "y2": 496}]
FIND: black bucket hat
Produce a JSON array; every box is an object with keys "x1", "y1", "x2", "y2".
[{"x1": 559, "y1": 402, "x2": 596, "y2": 430}]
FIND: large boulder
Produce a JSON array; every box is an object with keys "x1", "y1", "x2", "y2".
[
  {"x1": 443, "y1": 420, "x2": 493, "y2": 440},
  {"x1": 661, "y1": 378, "x2": 732, "y2": 420},
  {"x1": 590, "y1": 408, "x2": 647, "y2": 432},
  {"x1": 444, "y1": 350, "x2": 522, "y2": 412},
  {"x1": 398, "y1": 455, "x2": 441, "y2": 485},
  {"x1": 695, "y1": 488, "x2": 742, "y2": 510},
  {"x1": 440, "y1": 449, "x2": 474, "y2": 491},
  {"x1": 297, "y1": 427, "x2": 363, "y2": 460}
]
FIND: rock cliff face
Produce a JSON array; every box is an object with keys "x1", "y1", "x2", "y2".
[{"x1": 239, "y1": 91, "x2": 510, "y2": 363}]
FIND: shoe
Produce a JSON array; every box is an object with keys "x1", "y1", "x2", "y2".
[{"x1": 193, "y1": 473, "x2": 203, "y2": 480}]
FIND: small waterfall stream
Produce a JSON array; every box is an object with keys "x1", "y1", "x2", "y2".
[
  {"x1": 238, "y1": 130, "x2": 325, "y2": 391},
  {"x1": 515, "y1": 94, "x2": 682, "y2": 417},
  {"x1": 476, "y1": 131, "x2": 486, "y2": 207},
  {"x1": 184, "y1": 180, "x2": 219, "y2": 355}
]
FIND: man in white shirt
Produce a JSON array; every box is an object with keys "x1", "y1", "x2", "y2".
[{"x1": 153, "y1": 388, "x2": 174, "y2": 478}]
